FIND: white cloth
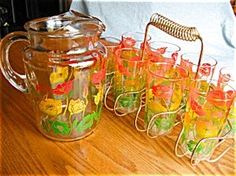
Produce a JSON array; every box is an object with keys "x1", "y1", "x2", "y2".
[{"x1": 70, "y1": 0, "x2": 236, "y2": 79}]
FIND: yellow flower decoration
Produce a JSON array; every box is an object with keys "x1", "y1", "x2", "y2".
[
  {"x1": 68, "y1": 98, "x2": 86, "y2": 114},
  {"x1": 148, "y1": 89, "x2": 154, "y2": 102},
  {"x1": 170, "y1": 86, "x2": 182, "y2": 111},
  {"x1": 39, "y1": 98, "x2": 62, "y2": 116},
  {"x1": 94, "y1": 87, "x2": 103, "y2": 105},
  {"x1": 148, "y1": 101, "x2": 167, "y2": 113},
  {"x1": 50, "y1": 66, "x2": 69, "y2": 84},
  {"x1": 124, "y1": 79, "x2": 142, "y2": 91},
  {"x1": 195, "y1": 120, "x2": 219, "y2": 139},
  {"x1": 230, "y1": 105, "x2": 236, "y2": 117}
]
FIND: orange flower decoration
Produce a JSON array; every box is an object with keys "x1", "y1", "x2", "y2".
[
  {"x1": 118, "y1": 64, "x2": 131, "y2": 76},
  {"x1": 218, "y1": 73, "x2": 231, "y2": 85},
  {"x1": 190, "y1": 98, "x2": 205, "y2": 116},
  {"x1": 149, "y1": 47, "x2": 177, "y2": 65},
  {"x1": 180, "y1": 58, "x2": 194, "y2": 72},
  {"x1": 120, "y1": 37, "x2": 136, "y2": 48},
  {"x1": 207, "y1": 89, "x2": 226, "y2": 107},
  {"x1": 199, "y1": 63, "x2": 211, "y2": 77},
  {"x1": 91, "y1": 69, "x2": 106, "y2": 85},
  {"x1": 152, "y1": 85, "x2": 173, "y2": 100},
  {"x1": 155, "y1": 47, "x2": 167, "y2": 54},
  {"x1": 149, "y1": 47, "x2": 166, "y2": 62},
  {"x1": 52, "y1": 80, "x2": 73, "y2": 95},
  {"x1": 114, "y1": 53, "x2": 131, "y2": 76},
  {"x1": 129, "y1": 56, "x2": 145, "y2": 69},
  {"x1": 129, "y1": 56, "x2": 141, "y2": 61},
  {"x1": 207, "y1": 89, "x2": 235, "y2": 108},
  {"x1": 149, "y1": 55, "x2": 164, "y2": 62},
  {"x1": 171, "y1": 52, "x2": 178, "y2": 62}
]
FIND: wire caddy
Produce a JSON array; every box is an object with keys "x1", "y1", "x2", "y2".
[{"x1": 104, "y1": 12, "x2": 235, "y2": 165}]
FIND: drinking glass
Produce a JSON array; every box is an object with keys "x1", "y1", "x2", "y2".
[
  {"x1": 113, "y1": 47, "x2": 146, "y2": 116},
  {"x1": 121, "y1": 31, "x2": 151, "y2": 50},
  {"x1": 144, "y1": 62, "x2": 188, "y2": 137},
  {"x1": 178, "y1": 79, "x2": 235, "y2": 164},
  {"x1": 180, "y1": 53, "x2": 217, "y2": 102},
  {"x1": 100, "y1": 36, "x2": 120, "y2": 86},
  {"x1": 180, "y1": 53, "x2": 217, "y2": 81},
  {"x1": 148, "y1": 41, "x2": 181, "y2": 65},
  {"x1": 218, "y1": 66, "x2": 236, "y2": 138}
]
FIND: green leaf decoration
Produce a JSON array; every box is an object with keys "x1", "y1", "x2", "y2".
[
  {"x1": 51, "y1": 121, "x2": 71, "y2": 135},
  {"x1": 160, "y1": 117, "x2": 172, "y2": 131},
  {"x1": 144, "y1": 111, "x2": 154, "y2": 124},
  {"x1": 187, "y1": 140, "x2": 204, "y2": 154},
  {"x1": 94, "y1": 108, "x2": 102, "y2": 121},
  {"x1": 198, "y1": 96, "x2": 205, "y2": 105},
  {"x1": 41, "y1": 119, "x2": 50, "y2": 132},
  {"x1": 155, "y1": 114, "x2": 176, "y2": 131},
  {"x1": 87, "y1": 111, "x2": 98, "y2": 120},
  {"x1": 187, "y1": 140, "x2": 197, "y2": 152},
  {"x1": 77, "y1": 113, "x2": 95, "y2": 133},
  {"x1": 48, "y1": 119, "x2": 54, "y2": 125},
  {"x1": 72, "y1": 118, "x2": 79, "y2": 128},
  {"x1": 53, "y1": 94, "x2": 67, "y2": 101},
  {"x1": 232, "y1": 120, "x2": 236, "y2": 133},
  {"x1": 201, "y1": 141, "x2": 216, "y2": 155},
  {"x1": 180, "y1": 127, "x2": 189, "y2": 143},
  {"x1": 154, "y1": 117, "x2": 162, "y2": 129},
  {"x1": 180, "y1": 129, "x2": 187, "y2": 143},
  {"x1": 195, "y1": 143, "x2": 204, "y2": 153},
  {"x1": 119, "y1": 95, "x2": 136, "y2": 108},
  {"x1": 68, "y1": 90, "x2": 74, "y2": 98}
]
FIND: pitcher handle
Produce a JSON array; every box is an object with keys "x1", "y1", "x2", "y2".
[{"x1": 0, "y1": 31, "x2": 29, "y2": 93}]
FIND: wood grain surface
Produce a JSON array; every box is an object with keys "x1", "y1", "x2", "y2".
[{"x1": 0, "y1": 41, "x2": 236, "y2": 175}]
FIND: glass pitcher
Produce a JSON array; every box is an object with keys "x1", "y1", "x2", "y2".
[{"x1": 0, "y1": 13, "x2": 107, "y2": 141}]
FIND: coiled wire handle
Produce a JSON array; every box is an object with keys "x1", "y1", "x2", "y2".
[
  {"x1": 136, "y1": 13, "x2": 204, "y2": 135},
  {"x1": 149, "y1": 13, "x2": 201, "y2": 41},
  {"x1": 142, "y1": 13, "x2": 203, "y2": 77}
]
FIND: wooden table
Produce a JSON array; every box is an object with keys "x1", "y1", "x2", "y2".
[{"x1": 0, "y1": 41, "x2": 235, "y2": 175}]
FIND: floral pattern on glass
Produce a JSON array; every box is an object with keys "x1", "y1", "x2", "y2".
[
  {"x1": 179, "y1": 79, "x2": 235, "y2": 159},
  {"x1": 145, "y1": 63, "x2": 187, "y2": 136},
  {"x1": 37, "y1": 59, "x2": 105, "y2": 139}
]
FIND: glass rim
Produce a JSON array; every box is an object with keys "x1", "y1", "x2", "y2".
[
  {"x1": 219, "y1": 66, "x2": 235, "y2": 82},
  {"x1": 149, "y1": 41, "x2": 181, "y2": 53},
  {"x1": 24, "y1": 16, "x2": 104, "y2": 37},
  {"x1": 121, "y1": 31, "x2": 151, "y2": 42},
  {"x1": 189, "y1": 78, "x2": 235, "y2": 102},
  {"x1": 181, "y1": 52, "x2": 218, "y2": 67},
  {"x1": 148, "y1": 61, "x2": 189, "y2": 81},
  {"x1": 115, "y1": 47, "x2": 146, "y2": 63}
]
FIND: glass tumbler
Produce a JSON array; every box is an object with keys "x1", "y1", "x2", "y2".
[
  {"x1": 148, "y1": 41, "x2": 181, "y2": 65},
  {"x1": 121, "y1": 31, "x2": 151, "y2": 49},
  {"x1": 180, "y1": 53, "x2": 217, "y2": 102},
  {"x1": 218, "y1": 66, "x2": 236, "y2": 138},
  {"x1": 180, "y1": 53, "x2": 217, "y2": 81},
  {"x1": 178, "y1": 79, "x2": 235, "y2": 164},
  {"x1": 144, "y1": 62, "x2": 188, "y2": 137},
  {"x1": 113, "y1": 47, "x2": 147, "y2": 116},
  {"x1": 100, "y1": 36, "x2": 120, "y2": 87}
]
